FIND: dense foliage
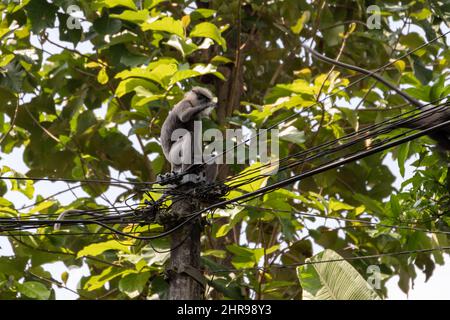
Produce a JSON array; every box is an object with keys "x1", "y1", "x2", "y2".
[{"x1": 0, "y1": 0, "x2": 449, "y2": 299}]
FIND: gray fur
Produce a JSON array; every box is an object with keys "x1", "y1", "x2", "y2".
[{"x1": 160, "y1": 87, "x2": 218, "y2": 182}]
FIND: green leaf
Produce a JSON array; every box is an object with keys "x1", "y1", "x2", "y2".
[
  {"x1": 227, "y1": 162, "x2": 274, "y2": 201},
  {"x1": 75, "y1": 110, "x2": 97, "y2": 135},
  {"x1": 430, "y1": 76, "x2": 446, "y2": 101},
  {"x1": 16, "y1": 281, "x2": 51, "y2": 300},
  {"x1": 190, "y1": 22, "x2": 227, "y2": 51},
  {"x1": 119, "y1": 272, "x2": 151, "y2": 298},
  {"x1": 202, "y1": 249, "x2": 227, "y2": 259},
  {"x1": 226, "y1": 245, "x2": 257, "y2": 257},
  {"x1": 291, "y1": 11, "x2": 310, "y2": 34},
  {"x1": 169, "y1": 64, "x2": 223, "y2": 85},
  {"x1": 322, "y1": 25, "x2": 344, "y2": 47},
  {"x1": 0, "y1": 198, "x2": 14, "y2": 208},
  {"x1": 389, "y1": 194, "x2": 401, "y2": 218},
  {"x1": 410, "y1": 8, "x2": 432, "y2": 20},
  {"x1": 29, "y1": 200, "x2": 55, "y2": 214},
  {"x1": 404, "y1": 86, "x2": 430, "y2": 102},
  {"x1": 0, "y1": 54, "x2": 15, "y2": 68},
  {"x1": 411, "y1": 55, "x2": 433, "y2": 85},
  {"x1": 297, "y1": 249, "x2": 381, "y2": 300},
  {"x1": 11, "y1": 179, "x2": 34, "y2": 200},
  {"x1": 393, "y1": 60, "x2": 406, "y2": 73},
  {"x1": 93, "y1": 14, "x2": 122, "y2": 35},
  {"x1": 165, "y1": 35, "x2": 198, "y2": 57},
  {"x1": 191, "y1": 8, "x2": 216, "y2": 20},
  {"x1": 101, "y1": 0, "x2": 137, "y2": 10},
  {"x1": 210, "y1": 55, "x2": 233, "y2": 64},
  {"x1": 400, "y1": 33, "x2": 426, "y2": 56},
  {"x1": 328, "y1": 199, "x2": 354, "y2": 212},
  {"x1": 146, "y1": 0, "x2": 165, "y2": 9},
  {"x1": 115, "y1": 78, "x2": 157, "y2": 97},
  {"x1": 0, "y1": 181, "x2": 7, "y2": 197},
  {"x1": 354, "y1": 194, "x2": 384, "y2": 215},
  {"x1": 215, "y1": 223, "x2": 233, "y2": 238},
  {"x1": 226, "y1": 245, "x2": 264, "y2": 269},
  {"x1": 229, "y1": 255, "x2": 256, "y2": 269},
  {"x1": 279, "y1": 126, "x2": 305, "y2": 145},
  {"x1": 141, "y1": 17, "x2": 184, "y2": 38},
  {"x1": 77, "y1": 240, "x2": 131, "y2": 258},
  {"x1": 115, "y1": 62, "x2": 178, "y2": 88},
  {"x1": 61, "y1": 271, "x2": 69, "y2": 285},
  {"x1": 84, "y1": 267, "x2": 130, "y2": 291},
  {"x1": 272, "y1": 79, "x2": 315, "y2": 96},
  {"x1": 58, "y1": 13, "x2": 82, "y2": 46},
  {"x1": 97, "y1": 68, "x2": 109, "y2": 85},
  {"x1": 208, "y1": 278, "x2": 244, "y2": 299},
  {"x1": 397, "y1": 141, "x2": 410, "y2": 177},
  {"x1": 25, "y1": 0, "x2": 58, "y2": 33},
  {"x1": 110, "y1": 10, "x2": 149, "y2": 23}
]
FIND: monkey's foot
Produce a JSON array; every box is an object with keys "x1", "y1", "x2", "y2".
[
  {"x1": 156, "y1": 172, "x2": 182, "y2": 186},
  {"x1": 180, "y1": 173, "x2": 208, "y2": 185},
  {"x1": 157, "y1": 171, "x2": 208, "y2": 187}
]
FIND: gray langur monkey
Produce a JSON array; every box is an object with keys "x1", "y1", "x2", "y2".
[
  {"x1": 302, "y1": 44, "x2": 450, "y2": 150},
  {"x1": 160, "y1": 87, "x2": 218, "y2": 183}
]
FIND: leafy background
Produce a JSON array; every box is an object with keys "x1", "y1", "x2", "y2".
[{"x1": 0, "y1": 0, "x2": 449, "y2": 299}]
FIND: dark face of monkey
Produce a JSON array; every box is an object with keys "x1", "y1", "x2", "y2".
[{"x1": 185, "y1": 87, "x2": 217, "y2": 119}]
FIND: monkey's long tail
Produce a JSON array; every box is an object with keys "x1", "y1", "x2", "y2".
[
  {"x1": 53, "y1": 209, "x2": 83, "y2": 231},
  {"x1": 302, "y1": 44, "x2": 424, "y2": 109}
]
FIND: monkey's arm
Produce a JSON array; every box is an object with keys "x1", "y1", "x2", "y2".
[
  {"x1": 302, "y1": 44, "x2": 424, "y2": 109},
  {"x1": 177, "y1": 101, "x2": 212, "y2": 122}
]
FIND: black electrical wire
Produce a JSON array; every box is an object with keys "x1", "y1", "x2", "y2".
[
  {"x1": 180, "y1": 30, "x2": 450, "y2": 177},
  {"x1": 240, "y1": 205, "x2": 450, "y2": 237},
  {"x1": 148, "y1": 115, "x2": 450, "y2": 241},
  {"x1": 206, "y1": 246, "x2": 450, "y2": 273},
  {"x1": 2, "y1": 103, "x2": 448, "y2": 239},
  {"x1": 199, "y1": 95, "x2": 449, "y2": 193},
  {"x1": 222, "y1": 100, "x2": 450, "y2": 190},
  {"x1": 1, "y1": 32, "x2": 447, "y2": 241}
]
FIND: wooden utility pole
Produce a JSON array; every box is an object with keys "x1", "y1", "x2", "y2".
[{"x1": 166, "y1": 185, "x2": 204, "y2": 300}]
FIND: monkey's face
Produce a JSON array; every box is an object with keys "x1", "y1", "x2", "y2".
[
  {"x1": 192, "y1": 88, "x2": 216, "y2": 106},
  {"x1": 190, "y1": 87, "x2": 217, "y2": 117}
]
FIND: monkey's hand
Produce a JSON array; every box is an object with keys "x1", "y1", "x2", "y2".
[{"x1": 179, "y1": 102, "x2": 216, "y2": 122}]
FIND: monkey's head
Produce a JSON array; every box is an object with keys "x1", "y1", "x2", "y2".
[{"x1": 185, "y1": 86, "x2": 217, "y2": 117}]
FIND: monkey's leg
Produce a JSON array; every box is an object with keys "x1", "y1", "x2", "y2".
[
  {"x1": 204, "y1": 163, "x2": 218, "y2": 183},
  {"x1": 169, "y1": 135, "x2": 192, "y2": 174},
  {"x1": 180, "y1": 132, "x2": 195, "y2": 173}
]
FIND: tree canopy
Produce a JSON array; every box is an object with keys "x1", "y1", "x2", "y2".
[{"x1": 0, "y1": 0, "x2": 449, "y2": 300}]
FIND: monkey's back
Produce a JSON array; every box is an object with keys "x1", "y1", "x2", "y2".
[
  {"x1": 160, "y1": 110, "x2": 178, "y2": 159},
  {"x1": 160, "y1": 107, "x2": 195, "y2": 159}
]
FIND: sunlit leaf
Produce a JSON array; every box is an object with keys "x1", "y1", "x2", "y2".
[
  {"x1": 141, "y1": 16, "x2": 184, "y2": 38},
  {"x1": 16, "y1": 281, "x2": 51, "y2": 300},
  {"x1": 190, "y1": 22, "x2": 227, "y2": 51},
  {"x1": 101, "y1": 0, "x2": 137, "y2": 10},
  {"x1": 77, "y1": 240, "x2": 132, "y2": 258},
  {"x1": 297, "y1": 249, "x2": 381, "y2": 300}
]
